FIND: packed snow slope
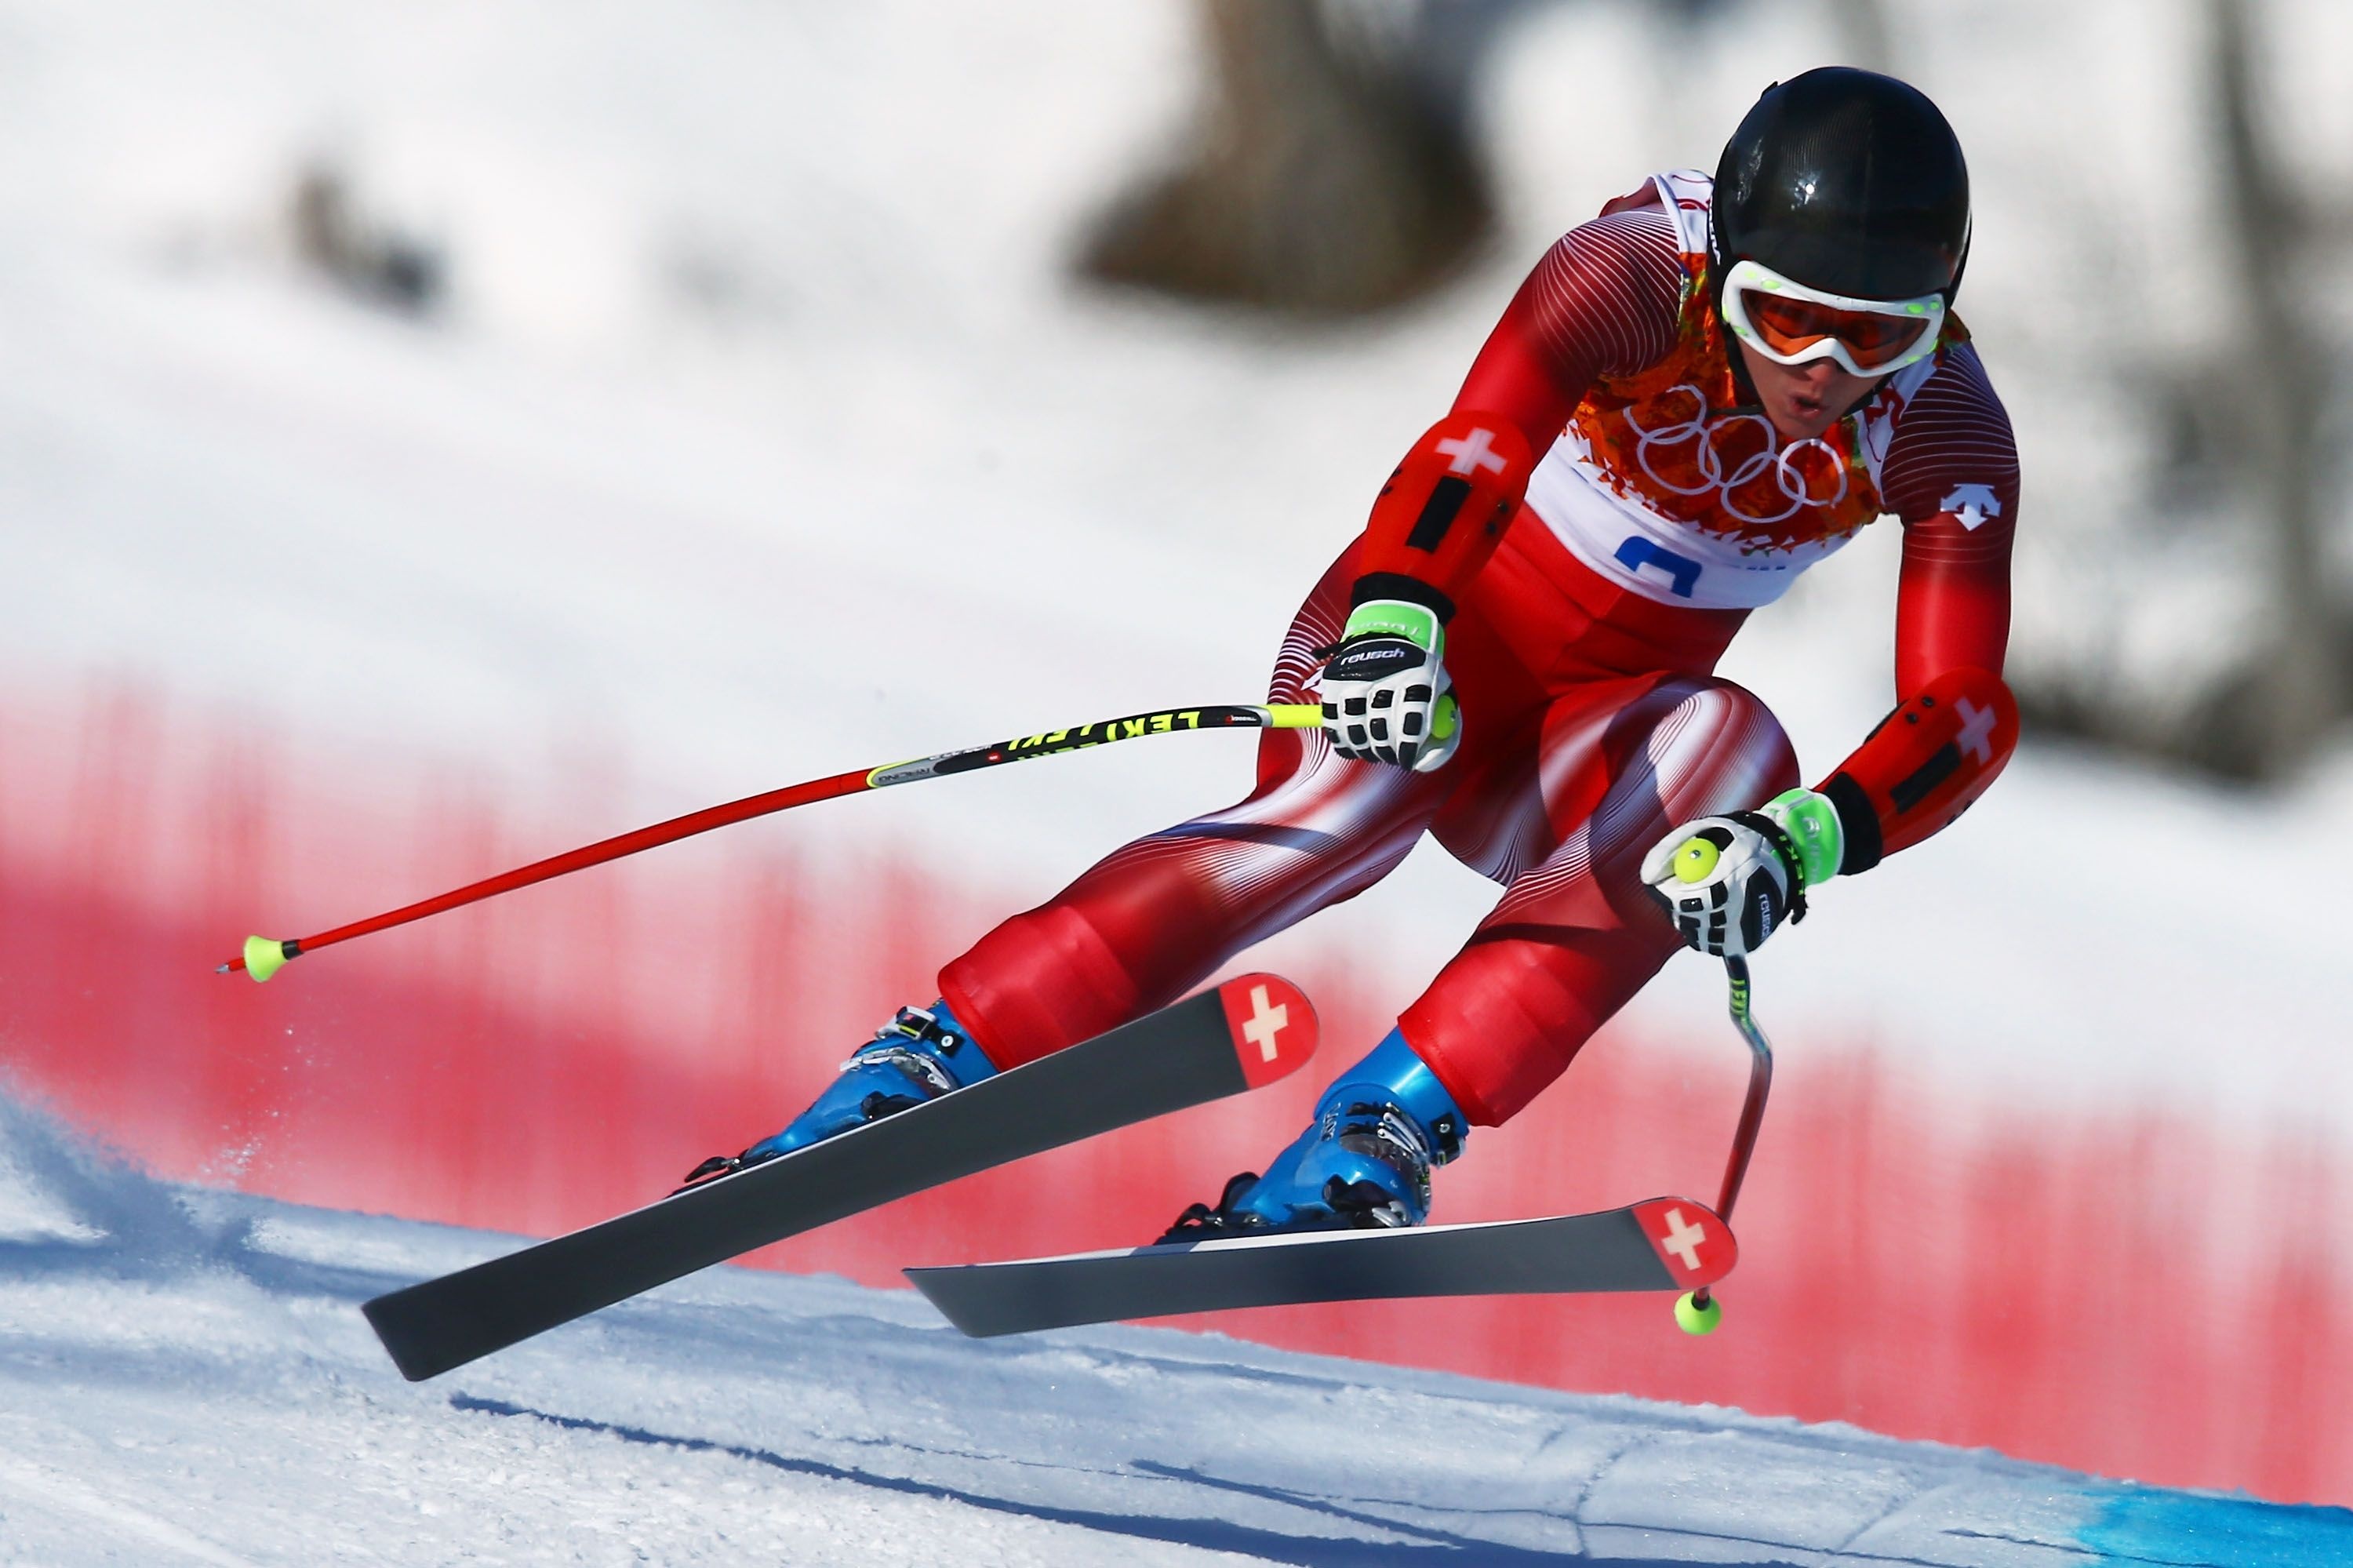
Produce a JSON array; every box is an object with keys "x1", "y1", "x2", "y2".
[{"x1": 2, "y1": 1092, "x2": 2346, "y2": 1568}]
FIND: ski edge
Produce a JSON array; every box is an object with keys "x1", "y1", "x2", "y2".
[
  {"x1": 360, "y1": 973, "x2": 1318, "y2": 1381},
  {"x1": 904, "y1": 1196, "x2": 1737, "y2": 1339}
]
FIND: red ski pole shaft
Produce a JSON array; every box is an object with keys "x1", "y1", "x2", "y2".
[
  {"x1": 220, "y1": 701, "x2": 1323, "y2": 982},
  {"x1": 1689, "y1": 954, "x2": 1774, "y2": 1314}
]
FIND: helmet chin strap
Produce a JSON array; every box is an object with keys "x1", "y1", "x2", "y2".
[
  {"x1": 1711, "y1": 267, "x2": 1768, "y2": 416},
  {"x1": 1838, "y1": 379, "x2": 1891, "y2": 422}
]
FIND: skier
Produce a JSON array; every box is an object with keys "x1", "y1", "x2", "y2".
[{"x1": 706, "y1": 67, "x2": 2020, "y2": 1237}]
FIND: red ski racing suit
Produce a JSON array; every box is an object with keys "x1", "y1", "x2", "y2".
[{"x1": 940, "y1": 170, "x2": 2021, "y2": 1127}]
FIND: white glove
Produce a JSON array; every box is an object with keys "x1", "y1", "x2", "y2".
[
  {"x1": 1321, "y1": 599, "x2": 1462, "y2": 773},
  {"x1": 1642, "y1": 789, "x2": 1845, "y2": 957}
]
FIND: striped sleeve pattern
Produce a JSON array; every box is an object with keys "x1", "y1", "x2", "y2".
[
  {"x1": 1875, "y1": 344, "x2": 2021, "y2": 693},
  {"x1": 1452, "y1": 205, "x2": 1686, "y2": 446},
  {"x1": 1351, "y1": 198, "x2": 1686, "y2": 618},
  {"x1": 1515, "y1": 207, "x2": 1689, "y2": 384}
]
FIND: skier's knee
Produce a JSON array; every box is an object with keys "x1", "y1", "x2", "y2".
[{"x1": 1651, "y1": 678, "x2": 1799, "y2": 816}]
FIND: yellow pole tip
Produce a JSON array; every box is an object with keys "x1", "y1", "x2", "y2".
[
  {"x1": 242, "y1": 935, "x2": 290, "y2": 984},
  {"x1": 1675, "y1": 1290, "x2": 1723, "y2": 1335}
]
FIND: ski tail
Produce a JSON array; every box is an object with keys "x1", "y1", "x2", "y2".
[{"x1": 362, "y1": 973, "x2": 1317, "y2": 1381}]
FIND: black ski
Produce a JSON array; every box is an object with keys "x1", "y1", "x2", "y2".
[
  {"x1": 364, "y1": 974, "x2": 1318, "y2": 1380},
  {"x1": 905, "y1": 1196, "x2": 1734, "y2": 1338}
]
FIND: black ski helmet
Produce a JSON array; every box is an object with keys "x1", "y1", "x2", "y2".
[{"x1": 1711, "y1": 67, "x2": 1971, "y2": 304}]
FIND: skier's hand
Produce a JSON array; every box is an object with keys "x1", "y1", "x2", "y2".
[
  {"x1": 1642, "y1": 790, "x2": 1843, "y2": 957},
  {"x1": 1320, "y1": 599, "x2": 1460, "y2": 772}
]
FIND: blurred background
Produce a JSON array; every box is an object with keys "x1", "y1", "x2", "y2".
[{"x1": 2, "y1": 0, "x2": 2347, "y2": 1504}]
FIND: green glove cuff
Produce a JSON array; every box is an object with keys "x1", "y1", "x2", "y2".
[
  {"x1": 1762, "y1": 787, "x2": 1844, "y2": 890},
  {"x1": 1340, "y1": 598, "x2": 1444, "y2": 659}
]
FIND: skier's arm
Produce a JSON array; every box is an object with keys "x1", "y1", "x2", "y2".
[
  {"x1": 1796, "y1": 345, "x2": 2024, "y2": 879},
  {"x1": 1326, "y1": 200, "x2": 1686, "y2": 770},
  {"x1": 1349, "y1": 198, "x2": 1686, "y2": 623},
  {"x1": 1642, "y1": 349, "x2": 2022, "y2": 952}
]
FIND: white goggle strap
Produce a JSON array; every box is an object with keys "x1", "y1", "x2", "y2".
[{"x1": 1719, "y1": 259, "x2": 1944, "y2": 377}]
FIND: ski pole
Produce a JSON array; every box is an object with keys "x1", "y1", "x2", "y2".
[
  {"x1": 1676, "y1": 955, "x2": 1775, "y2": 1334},
  {"x1": 218, "y1": 701, "x2": 1324, "y2": 982}
]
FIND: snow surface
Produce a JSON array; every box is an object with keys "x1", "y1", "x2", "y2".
[{"x1": 3, "y1": 1088, "x2": 2346, "y2": 1566}]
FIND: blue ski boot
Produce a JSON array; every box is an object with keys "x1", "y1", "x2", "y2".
[
  {"x1": 1160, "y1": 1030, "x2": 1466, "y2": 1239},
  {"x1": 680, "y1": 1001, "x2": 998, "y2": 1188}
]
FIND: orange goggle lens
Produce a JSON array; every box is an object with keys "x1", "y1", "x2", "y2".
[{"x1": 1741, "y1": 290, "x2": 1931, "y2": 370}]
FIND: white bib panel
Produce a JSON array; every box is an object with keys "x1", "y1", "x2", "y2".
[{"x1": 1525, "y1": 435, "x2": 1860, "y2": 609}]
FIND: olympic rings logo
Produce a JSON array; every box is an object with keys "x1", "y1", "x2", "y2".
[{"x1": 1622, "y1": 384, "x2": 1849, "y2": 527}]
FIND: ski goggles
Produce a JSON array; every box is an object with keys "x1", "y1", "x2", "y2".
[{"x1": 1720, "y1": 258, "x2": 1945, "y2": 377}]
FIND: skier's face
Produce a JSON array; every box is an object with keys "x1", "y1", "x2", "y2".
[{"x1": 1736, "y1": 340, "x2": 1877, "y2": 442}]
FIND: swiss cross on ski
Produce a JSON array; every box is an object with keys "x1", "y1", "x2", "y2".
[
  {"x1": 1244, "y1": 986, "x2": 1288, "y2": 1058},
  {"x1": 1633, "y1": 1199, "x2": 1737, "y2": 1289},
  {"x1": 1220, "y1": 976, "x2": 1312, "y2": 1089}
]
